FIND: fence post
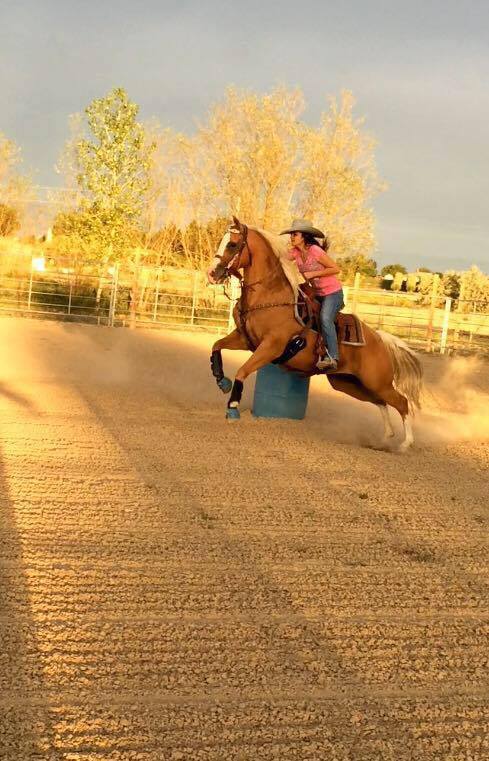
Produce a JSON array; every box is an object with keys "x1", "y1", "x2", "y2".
[
  {"x1": 27, "y1": 262, "x2": 34, "y2": 311},
  {"x1": 425, "y1": 274, "x2": 440, "y2": 351},
  {"x1": 468, "y1": 300, "x2": 477, "y2": 347},
  {"x1": 454, "y1": 278, "x2": 466, "y2": 345},
  {"x1": 351, "y1": 272, "x2": 361, "y2": 314},
  {"x1": 153, "y1": 269, "x2": 160, "y2": 322},
  {"x1": 440, "y1": 297, "x2": 452, "y2": 354},
  {"x1": 108, "y1": 263, "x2": 119, "y2": 327},
  {"x1": 377, "y1": 294, "x2": 385, "y2": 329},
  {"x1": 190, "y1": 271, "x2": 198, "y2": 326},
  {"x1": 68, "y1": 275, "x2": 73, "y2": 316}
]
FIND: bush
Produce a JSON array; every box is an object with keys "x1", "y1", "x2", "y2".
[{"x1": 380, "y1": 263, "x2": 407, "y2": 277}]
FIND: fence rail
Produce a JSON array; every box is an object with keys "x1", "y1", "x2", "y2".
[{"x1": 1, "y1": 263, "x2": 488, "y2": 355}]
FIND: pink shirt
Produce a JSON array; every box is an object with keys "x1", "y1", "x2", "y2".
[{"x1": 290, "y1": 244, "x2": 342, "y2": 296}]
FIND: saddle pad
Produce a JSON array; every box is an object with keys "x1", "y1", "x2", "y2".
[{"x1": 337, "y1": 313, "x2": 366, "y2": 346}]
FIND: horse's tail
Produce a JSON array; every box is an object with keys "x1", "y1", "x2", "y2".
[{"x1": 377, "y1": 330, "x2": 423, "y2": 410}]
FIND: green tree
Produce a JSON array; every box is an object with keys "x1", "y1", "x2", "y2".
[
  {"x1": 441, "y1": 271, "x2": 461, "y2": 300},
  {"x1": 380, "y1": 263, "x2": 407, "y2": 277},
  {"x1": 0, "y1": 132, "x2": 32, "y2": 232},
  {"x1": 71, "y1": 87, "x2": 155, "y2": 265},
  {"x1": 60, "y1": 88, "x2": 156, "y2": 322},
  {"x1": 52, "y1": 209, "x2": 86, "y2": 237},
  {"x1": 458, "y1": 266, "x2": 489, "y2": 313},
  {"x1": 339, "y1": 254, "x2": 377, "y2": 283}
]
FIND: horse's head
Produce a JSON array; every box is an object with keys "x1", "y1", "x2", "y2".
[{"x1": 207, "y1": 216, "x2": 250, "y2": 284}]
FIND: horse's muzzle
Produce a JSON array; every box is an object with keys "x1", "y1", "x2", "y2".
[{"x1": 208, "y1": 263, "x2": 227, "y2": 284}]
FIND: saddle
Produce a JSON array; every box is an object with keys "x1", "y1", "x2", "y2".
[{"x1": 296, "y1": 283, "x2": 366, "y2": 357}]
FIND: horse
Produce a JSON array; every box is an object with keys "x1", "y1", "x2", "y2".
[{"x1": 207, "y1": 217, "x2": 423, "y2": 451}]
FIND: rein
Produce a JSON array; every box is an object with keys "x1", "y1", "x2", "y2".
[
  {"x1": 240, "y1": 301, "x2": 295, "y2": 316},
  {"x1": 215, "y1": 223, "x2": 297, "y2": 349}
]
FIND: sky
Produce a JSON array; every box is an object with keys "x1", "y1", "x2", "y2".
[{"x1": 1, "y1": 0, "x2": 488, "y2": 272}]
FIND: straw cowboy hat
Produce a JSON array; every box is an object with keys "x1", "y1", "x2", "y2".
[{"x1": 280, "y1": 218, "x2": 325, "y2": 238}]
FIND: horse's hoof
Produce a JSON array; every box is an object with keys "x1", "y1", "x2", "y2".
[
  {"x1": 218, "y1": 377, "x2": 232, "y2": 393},
  {"x1": 226, "y1": 406, "x2": 241, "y2": 421},
  {"x1": 397, "y1": 442, "x2": 412, "y2": 453}
]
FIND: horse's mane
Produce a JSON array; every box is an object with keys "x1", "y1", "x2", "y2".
[{"x1": 251, "y1": 227, "x2": 304, "y2": 296}]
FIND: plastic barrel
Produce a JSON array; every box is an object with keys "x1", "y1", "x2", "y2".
[{"x1": 253, "y1": 364, "x2": 310, "y2": 420}]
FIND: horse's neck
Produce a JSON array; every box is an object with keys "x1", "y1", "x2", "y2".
[{"x1": 244, "y1": 234, "x2": 292, "y2": 301}]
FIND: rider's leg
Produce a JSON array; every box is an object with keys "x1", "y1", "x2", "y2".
[{"x1": 317, "y1": 289, "x2": 344, "y2": 369}]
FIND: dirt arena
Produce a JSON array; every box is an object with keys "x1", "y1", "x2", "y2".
[{"x1": 1, "y1": 316, "x2": 488, "y2": 760}]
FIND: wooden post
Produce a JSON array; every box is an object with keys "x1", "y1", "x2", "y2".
[
  {"x1": 27, "y1": 261, "x2": 34, "y2": 311},
  {"x1": 108, "y1": 263, "x2": 119, "y2": 327},
  {"x1": 425, "y1": 274, "x2": 440, "y2": 351},
  {"x1": 152, "y1": 269, "x2": 160, "y2": 322},
  {"x1": 468, "y1": 300, "x2": 477, "y2": 347},
  {"x1": 190, "y1": 271, "x2": 198, "y2": 326},
  {"x1": 68, "y1": 275, "x2": 73, "y2": 315},
  {"x1": 351, "y1": 272, "x2": 361, "y2": 314},
  {"x1": 129, "y1": 250, "x2": 141, "y2": 330},
  {"x1": 440, "y1": 297, "x2": 452, "y2": 354}
]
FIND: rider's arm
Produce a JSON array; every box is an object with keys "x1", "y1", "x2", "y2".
[{"x1": 303, "y1": 250, "x2": 340, "y2": 280}]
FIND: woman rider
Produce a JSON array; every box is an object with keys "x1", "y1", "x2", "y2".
[{"x1": 281, "y1": 218, "x2": 344, "y2": 371}]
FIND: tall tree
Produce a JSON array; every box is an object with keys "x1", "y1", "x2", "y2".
[
  {"x1": 0, "y1": 203, "x2": 20, "y2": 236},
  {"x1": 65, "y1": 88, "x2": 155, "y2": 265},
  {"x1": 0, "y1": 132, "x2": 31, "y2": 233},
  {"x1": 139, "y1": 122, "x2": 190, "y2": 265},
  {"x1": 179, "y1": 87, "x2": 384, "y2": 259},
  {"x1": 297, "y1": 91, "x2": 385, "y2": 257},
  {"x1": 196, "y1": 86, "x2": 304, "y2": 228}
]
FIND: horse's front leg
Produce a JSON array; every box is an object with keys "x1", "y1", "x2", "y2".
[
  {"x1": 226, "y1": 339, "x2": 282, "y2": 420},
  {"x1": 211, "y1": 329, "x2": 249, "y2": 394}
]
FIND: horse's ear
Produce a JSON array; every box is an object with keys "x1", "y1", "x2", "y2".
[{"x1": 232, "y1": 215, "x2": 241, "y2": 228}]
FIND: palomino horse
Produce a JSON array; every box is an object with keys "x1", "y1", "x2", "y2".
[{"x1": 208, "y1": 218, "x2": 423, "y2": 451}]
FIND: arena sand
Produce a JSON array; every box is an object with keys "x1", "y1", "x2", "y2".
[{"x1": 0, "y1": 316, "x2": 488, "y2": 760}]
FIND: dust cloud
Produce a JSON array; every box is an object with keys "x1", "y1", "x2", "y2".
[
  {"x1": 417, "y1": 355, "x2": 489, "y2": 445},
  {"x1": 54, "y1": 324, "x2": 489, "y2": 449}
]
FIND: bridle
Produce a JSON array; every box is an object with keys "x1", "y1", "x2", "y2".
[
  {"x1": 213, "y1": 223, "x2": 249, "y2": 281},
  {"x1": 212, "y1": 222, "x2": 297, "y2": 350}
]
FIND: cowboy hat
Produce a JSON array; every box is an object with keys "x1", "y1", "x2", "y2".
[{"x1": 280, "y1": 218, "x2": 325, "y2": 238}]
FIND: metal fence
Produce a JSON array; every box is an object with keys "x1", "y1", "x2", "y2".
[
  {"x1": 0, "y1": 269, "x2": 114, "y2": 325},
  {"x1": 1, "y1": 263, "x2": 488, "y2": 355}
]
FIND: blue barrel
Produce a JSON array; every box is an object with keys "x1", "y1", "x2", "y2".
[{"x1": 253, "y1": 364, "x2": 310, "y2": 420}]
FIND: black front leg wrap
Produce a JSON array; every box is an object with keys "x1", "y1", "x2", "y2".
[
  {"x1": 210, "y1": 350, "x2": 224, "y2": 382},
  {"x1": 228, "y1": 379, "x2": 243, "y2": 408}
]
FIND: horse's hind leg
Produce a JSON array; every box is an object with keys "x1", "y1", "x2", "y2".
[
  {"x1": 329, "y1": 375, "x2": 408, "y2": 448},
  {"x1": 376, "y1": 384, "x2": 413, "y2": 451},
  {"x1": 379, "y1": 404, "x2": 395, "y2": 439},
  {"x1": 328, "y1": 375, "x2": 394, "y2": 445}
]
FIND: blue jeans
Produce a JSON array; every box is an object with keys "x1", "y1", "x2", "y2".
[{"x1": 318, "y1": 289, "x2": 344, "y2": 361}]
